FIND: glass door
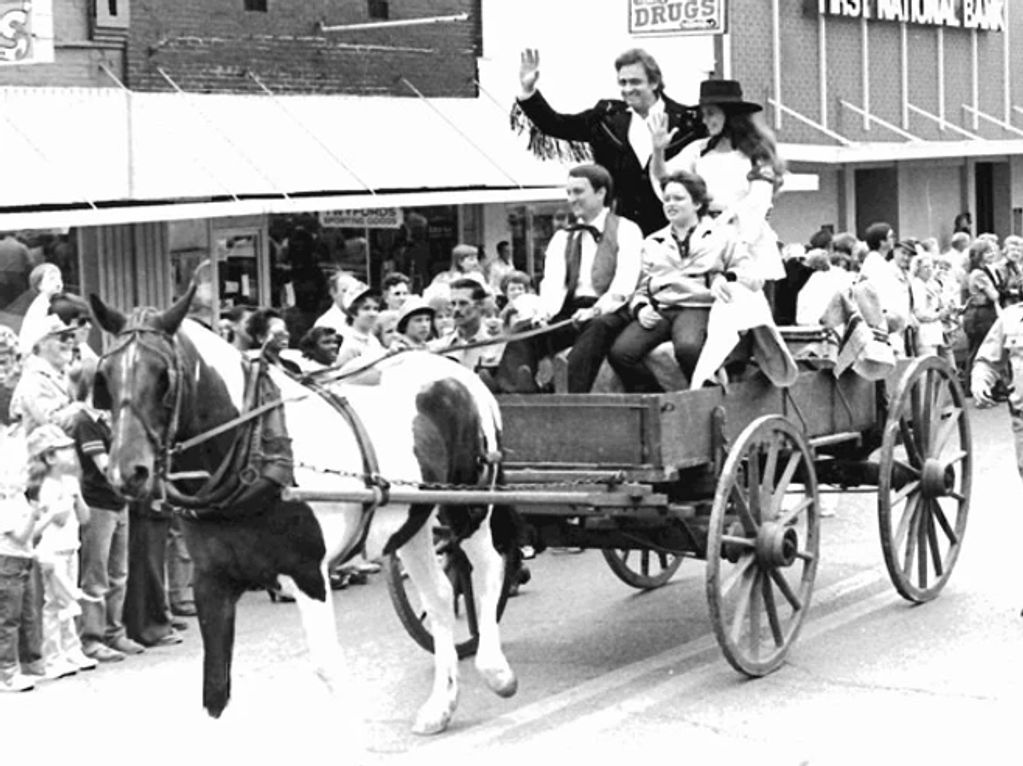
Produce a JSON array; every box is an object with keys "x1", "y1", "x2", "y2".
[{"x1": 213, "y1": 227, "x2": 268, "y2": 311}]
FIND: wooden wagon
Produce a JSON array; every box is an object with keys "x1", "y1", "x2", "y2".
[{"x1": 373, "y1": 349, "x2": 971, "y2": 677}]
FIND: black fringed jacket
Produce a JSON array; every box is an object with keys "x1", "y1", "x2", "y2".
[{"x1": 517, "y1": 91, "x2": 705, "y2": 236}]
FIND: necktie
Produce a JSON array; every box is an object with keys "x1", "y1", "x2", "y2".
[
  {"x1": 564, "y1": 230, "x2": 583, "y2": 294},
  {"x1": 566, "y1": 222, "x2": 603, "y2": 243}
]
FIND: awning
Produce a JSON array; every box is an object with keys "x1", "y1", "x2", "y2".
[{"x1": 0, "y1": 86, "x2": 573, "y2": 228}]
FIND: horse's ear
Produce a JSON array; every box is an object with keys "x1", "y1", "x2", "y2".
[
  {"x1": 155, "y1": 283, "x2": 196, "y2": 336},
  {"x1": 89, "y1": 294, "x2": 127, "y2": 335}
]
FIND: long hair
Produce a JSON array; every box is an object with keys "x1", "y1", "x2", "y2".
[{"x1": 726, "y1": 111, "x2": 786, "y2": 189}]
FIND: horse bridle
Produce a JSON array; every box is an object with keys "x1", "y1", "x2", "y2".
[{"x1": 98, "y1": 326, "x2": 185, "y2": 489}]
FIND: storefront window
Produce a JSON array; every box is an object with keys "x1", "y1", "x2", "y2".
[
  {"x1": 506, "y1": 203, "x2": 569, "y2": 281},
  {"x1": 0, "y1": 228, "x2": 80, "y2": 334}
]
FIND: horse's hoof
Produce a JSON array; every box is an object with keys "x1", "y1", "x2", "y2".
[
  {"x1": 411, "y1": 707, "x2": 453, "y2": 736},
  {"x1": 480, "y1": 666, "x2": 518, "y2": 698}
]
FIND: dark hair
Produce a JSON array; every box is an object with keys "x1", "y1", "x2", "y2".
[
  {"x1": 808, "y1": 228, "x2": 833, "y2": 251},
  {"x1": 500, "y1": 270, "x2": 532, "y2": 295},
  {"x1": 381, "y1": 272, "x2": 410, "y2": 292},
  {"x1": 298, "y1": 326, "x2": 339, "y2": 360},
  {"x1": 223, "y1": 304, "x2": 257, "y2": 323},
  {"x1": 864, "y1": 223, "x2": 893, "y2": 252},
  {"x1": 568, "y1": 164, "x2": 614, "y2": 205},
  {"x1": 614, "y1": 48, "x2": 664, "y2": 96},
  {"x1": 449, "y1": 278, "x2": 488, "y2": 302},
  {"x1": 831, "y1": 232, "x2": 858, "y2": 256},
  {"x1": 968, "y1": 239, "x2": 995, "y2": 272},
  {"x1": 659, "y1": 170, "x2": 711, "y2": 217},
  {"x1": 722, "y1": 112, "x2": 786, "y2": 188},
  {"x1": 245, "y1": 308, "x2": 283, "y2": 343}
]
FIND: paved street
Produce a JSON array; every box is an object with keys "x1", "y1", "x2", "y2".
[{"x1": 2, "y1": 405, "x2": 1022, "y2": 765}]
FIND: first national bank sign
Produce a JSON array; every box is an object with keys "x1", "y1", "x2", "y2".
[{"x1": 815, "y1": 0, "x2": 1004, "y2": 31}]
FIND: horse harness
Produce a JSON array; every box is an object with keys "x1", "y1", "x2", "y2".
[{"x1": 99, "y1": 327, "x2": 391, "y2": 554}]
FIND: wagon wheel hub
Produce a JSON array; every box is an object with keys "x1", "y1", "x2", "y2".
[
  {"x1": 920, "y1": 458, "x2": 955, "y2": 498},
  {"x1": 756, "y1": 522, "x2": 799, "y2": 569}
]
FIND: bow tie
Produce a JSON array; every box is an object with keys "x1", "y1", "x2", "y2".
[{"x1": 566, "y1": 222, "x2": 603, "y2": 243}]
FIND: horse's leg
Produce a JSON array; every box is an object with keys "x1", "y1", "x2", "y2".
[
  {"x1": 193, "y1": 569, "x2": 244, "y2": 718},
  {"x1": 461, "y1": 509, "x2": 517, "y2": 698},
  {"x1": 399, "y1": 521, "x2": 460, "y2": 735},
  {"x1": 280, "y1": 571, "x2": 345, "y2": 692}
]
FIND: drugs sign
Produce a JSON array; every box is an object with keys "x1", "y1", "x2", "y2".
[
  {"x1": 629, "y1": 0, "x2": 727, "y2": 36},
  {"x1": 0, "y1": 0, "x2": 54, "y2": 65}
]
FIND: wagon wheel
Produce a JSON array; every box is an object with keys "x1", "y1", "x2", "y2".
[
  {"x1": 706, "y1": 415, "x2": 820, "y2": 677},
  {"x1": 385, "y1": 525, "x2": 514, "y2": 659},
  {"x1": 878, "y1": 356, "x2": 971, "y2": 603},
  {"x1": 602, "y1": 548, "x2": 683, "y2": 590}
]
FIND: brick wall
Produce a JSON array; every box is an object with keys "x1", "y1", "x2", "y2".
[
  {"x1": 731, "y1": 0, "x2": 1022, "y2": 146},
  {"x1": 126, "y1": 0, "x2": 479, "y2": 96}
]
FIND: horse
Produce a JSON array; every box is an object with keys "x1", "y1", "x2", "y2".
[{"x1": 88, "y1": 287, "x2": 519, "y2": 735}]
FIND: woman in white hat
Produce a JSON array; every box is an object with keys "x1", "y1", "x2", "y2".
[
  {"x1": 650, "y1": 79, "x2": 786, "y2": 284},
  {"x1": 334, "y1": 282, "x2": 385, "y2": 369},
  {"x1": 9, "y1": 315, "x2": 84, "y2": 434}
]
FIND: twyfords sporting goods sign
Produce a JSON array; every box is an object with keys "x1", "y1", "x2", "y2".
[{"x1": 813, "y1": 0, "x2": 1004, "y2": 31}]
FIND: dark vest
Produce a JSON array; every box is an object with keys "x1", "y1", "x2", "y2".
[{"x1": 590, "y1": 213, "x2": 621, "y2": 295}]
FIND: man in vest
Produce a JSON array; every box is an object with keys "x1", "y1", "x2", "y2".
[{"x1": 494, "y1": 164, "x2": 643, "y2": 393}]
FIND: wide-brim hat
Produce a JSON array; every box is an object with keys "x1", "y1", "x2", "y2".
[
  {"x1": 698, "y1": 79, "x2": 762, "y2": 114},
  {"x1": 27, "y1": 423, "x2": 74, "y2": 458},
  {"x1": 395, "y1": 295, "x2": 435, "y2": 334},
  {"x1": 340, "y1": 282, "x2": 379, "y2": 316}
]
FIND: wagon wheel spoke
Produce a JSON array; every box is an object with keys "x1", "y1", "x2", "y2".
[
  {"x1": 931, "y1": 406, "x2": 962, "y2": 456},
  {"x1": 747, "y1": 572, "x2": 763, "y2": 661},
  {"x1": 893, "y1": 494, "x2": 921, "y2": 553},
  {"x1": 892, "y1": 459, "x2": 921, "y2": 478},
  {"x1": 944, "y1": 450, "x2": 968, "y2": 467},
  {"x1": 899, "y1": 417, "x2": 924, "y2": 468},
  {"x1": 730, "y1": 484, "x2": 758, "y2": 534},
  {"x1": 925, "y1": 501, "x2": 944, "y2": 578},
  {"x1": 746, "y1": 448, "x2": 763, "y2": 521},
  {"x1": 916, "y1": 370, "x2": 933, "y2": 455},
  {"x1": 769, "y1": 568, "x2": 802, "y2": 611},
  {"x1": 728, "y1": 566, "x2": 759, "y2": 646},
  {"x1": 889, "y1": 479, "x2": 921, "y2": 509},
  {"x1": 917, "y1": 502, "x2": 929, "y2": 588},
  {"x1": 931, "y1": 499, "x2": 959, "y2": 545},
  {"x1": 720, "y1": 553, "x2": 756, "y2": 599},
  {"x1": 762, "y1": 574, "x2": 785, "y2": 648},
  {"x1": 760, "y1": 434, "x2": 781, "y2": 515},
  {"x1": 770, "y1": 452, "x2": 805, "y2": 518},
  {"x1": 902, "y1": 502, "x2": 922, "y2": 578},
  {"x1": 777, "y1": 496, "x2": 815, "y2": 528},
  {"x1": 721, "y1": 535, "x2": 757, "y2": 549}
]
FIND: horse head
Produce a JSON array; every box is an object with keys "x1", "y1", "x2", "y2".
[{"x1": 90, "y1": 285, "x2": 196, "y2": 498}]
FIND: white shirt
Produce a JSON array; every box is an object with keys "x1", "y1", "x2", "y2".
[
  {"x1": 627, "y1": 98, "x2": 664, "y2": 169},
  {"x1": 666, "y1": 139, "x2": 756, "y2": 212},
  {"x1": 538, "y1": 209, "x2": 644, "y2": 318},
  {"x1": 313, "y1": 305, "x2": 353, "y2": 340}
]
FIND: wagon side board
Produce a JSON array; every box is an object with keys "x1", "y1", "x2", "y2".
[{"x1": 499, "y1": 369, "x2": 880, "y2": 477}]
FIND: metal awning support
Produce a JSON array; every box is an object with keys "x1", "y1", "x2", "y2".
[
  {"x1": 962, "y1": 105, "x2": 1023, "y2": 138},
  {"x1": 766, "y1": 99, "x2": 854, "y2": 146},
  {"x1": 245, "y1": 71, "x2": 376, "y2": 197},
  {"x1": 401, "y1": 76, "x2": 523, "y2": 189},
  {"x1": 99, "y1": 64, "x2": 241, "y2": 202},
  {"x1": 317, "y1": 12, "x2": 468, "y2": 33},
  {"x1": 907, "y1": 103, "x2": 982, "y2": 140},
  {"x1": 839, "y1": 100, "x2": 922, "y2": 142},
  {"x1": 157, "y1": 67, "x2": 291, "y2": 199}
]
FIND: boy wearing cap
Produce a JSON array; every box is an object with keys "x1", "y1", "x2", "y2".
[{"x1": 393, "y1": 296, "x2": 436, "y2": 350}]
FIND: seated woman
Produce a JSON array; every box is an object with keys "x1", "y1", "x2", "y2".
[
  {"x1": 245, "y1": 308, "x2": 301, "y2": 375},
  {"x1": 333, "y1": 283, "x2": 385, "y2": 369},
  {"x1": 296, "y1": 326, "x2": 341, "y2": 371},
  {"x1": 608, "y1": 170, "x2": 761, "y2": 392}
]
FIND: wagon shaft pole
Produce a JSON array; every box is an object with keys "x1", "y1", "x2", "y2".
[
  {"x1": 282, "y1": 486, "x2": 669, "y2": 509},
  {"x1": 815, "y1": 458, "x2": 915, "y2": 490}
]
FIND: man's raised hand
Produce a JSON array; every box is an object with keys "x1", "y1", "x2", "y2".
[
  {"x1": 519, "y1": 48, "x2": 541, "y2": 98},
  {"x1": 648, "y1": 112, "x2": 678, "y2": 151}
]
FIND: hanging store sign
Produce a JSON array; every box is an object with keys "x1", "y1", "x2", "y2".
[
  {"x1": 0, "y1": 0, "x2": 54, "y2": 65},
  {"x1": 812, "y1": 0, "x2": 1004, "y2": 32},
  {"x1": 319, "y1": 208, "x2": 404, "y2": 229},
  {"x1": 628, "y1": 0, "x2": 727, "y2": 36}
]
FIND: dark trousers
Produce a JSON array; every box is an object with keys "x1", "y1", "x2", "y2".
[
  {"x1": 496, "y1": 300, "x2": 631, "y2": 393},
  {"x1": 123, "y1": 503, "x2": 175, "y2": 646},
  {"x1": 0, "y1": 554, "x2": 43, "y2": 677},
  {"x1": 963, "y1": 303, "x2": 998, "y2": 383},
  {"x1": 609, "y1": 306, "x2": 711, "y2": 392}
]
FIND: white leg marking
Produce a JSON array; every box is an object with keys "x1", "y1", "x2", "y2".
[
  {"x1": 399, "y1": 523, "x2": 461, "y2": 735},
  {"x1": 282, "y1": 572, "x2": 344, "y2": 692},
  {"x1": 461, "y1": 510, "x2": 517, "y2": 699}
]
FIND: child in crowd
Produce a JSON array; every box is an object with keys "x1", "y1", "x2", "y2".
[
  {"x1": 373, "y1": 310, "x2": 400, "y2": 350},
  {"x1": 423, "y1": 285, "x2": 455, "y2": 337},
  {"x1": 499, "y1": 271, "x2": 536, "y2": 330},
  {"x1": 0, "y1": 424, "x2": 45, "y2": 692},
  {"x1": 393, "y1": 296, "x2": 436, "y2": 350},
  {"x1": 28, "y1": 424, "x2": 97, "y2": 679}
]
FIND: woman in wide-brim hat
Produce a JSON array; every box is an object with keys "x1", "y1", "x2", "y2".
[{"x1": 649, "y1": 79, "x2": 786, "y2": 283}]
